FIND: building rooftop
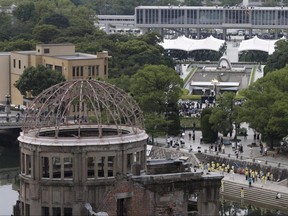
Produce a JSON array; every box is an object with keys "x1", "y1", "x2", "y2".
[{"x1": 56, "y1": 53, "x2": 98, "y2": 60}]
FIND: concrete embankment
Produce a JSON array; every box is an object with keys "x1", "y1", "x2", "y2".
[
  {"x1": 196, "y1": 152, "x2": 288, "y2": 212},
  {"x1": 221, "y1": 173, "x2": 288, "y2": 213}
]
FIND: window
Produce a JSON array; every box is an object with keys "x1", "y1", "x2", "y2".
[
  {"x1": 104, "y1": 65, "x2": 107, "y2": 75},
  {"x1": 42, "y1": 157, "x2": 49, "y2": 178},
  {"x1": 87, "y1": 157, "x2": 95, "y2": 178},
  {"x1": 64, "y1": 157, "x2": 73, "y2": 179},
  {"x1": 52, "y1": 157, "x2": 61, "y2": 179},
  {"x1": 127, "y1": 153, "x2": 132, "y2": 172},
  {"x1": 108, "y1": 156, "x2": 114, "y2": 177},
  {"x1": 13, "y1": 59, "x2": 16, "y2": 68},
  {"x1": 117, "y1": 199, "x2": 127, "y2": 216},
  {"x1": 52, "y1": 207, "x2": 61, "y2": 216},
  {"x1": 98, "y1": 156, "x2": 105, "y2": 177},
  {"x1": 46, "y1": 64, "x2": 53, "y2": 69},
  {"x1": 25, "y1": 204, "x2": 30, "y2": 216},
  {"x1": 64, "y1": 208, "x2": 72, "y2": 216},
  {"x1": 21, "y1": 153, "x2": 25, "y2": 174},
  {"x1": 18, "y1": 60, "x2": 21, "y2": 69},
  {"x1": 42, "y1": 207, "x2": 49, "y2": 216},
  {"x1": 88, "y1": 66, "x2": 92, "y2": 76},
  {"x1": 92, "y1": 66, "x2": 95, "y2": 76},
  {"x1": 26, "y1": 154, "x2": 31, "y2": 175},
  {"x1": 55, "y1": 66, "x2": 62, "y2": 72},
  {"x1": 76, "y1": 67, "x2": 79, "y2": 76},
  {"x1": 72, "y1": 67, "x2": 76, "y2": 77},
  {"x1": 44, "y1": 48, "x2": 50, "y2": 54}
]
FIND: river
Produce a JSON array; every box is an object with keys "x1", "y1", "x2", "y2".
[
  {"x1": 0, "y1": 129, "x2": 20, "y2": 215},
  {"x1": 0, "y1": 129, "x2": 287, "y2": 216}
]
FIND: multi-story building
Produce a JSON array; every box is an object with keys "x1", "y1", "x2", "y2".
[
  {"x1": 0, "y1": 52, "x2": 10, "y2": 105},
  {"x1": 1, "y1": 44, "x2": 110, "y2": 105}
]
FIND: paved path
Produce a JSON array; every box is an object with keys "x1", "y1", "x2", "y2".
[{"x1": 154, "y1": 123, "x2": 288, "y2": 168}]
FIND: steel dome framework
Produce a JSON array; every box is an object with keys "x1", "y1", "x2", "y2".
[{"x1": 22, "y1": 79, "x2": 144, "y2": 137}]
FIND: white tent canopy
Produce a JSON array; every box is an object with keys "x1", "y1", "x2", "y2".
[
  {"x1": 238, "y1": 36, "x2": 286, "y2": 55},
  {"x1": 159, "y1": 35, "x2": 225, "y2": 52}
]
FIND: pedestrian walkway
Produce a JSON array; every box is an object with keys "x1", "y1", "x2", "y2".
[{"x1": 154, "y1": 122, "x2": 288, "y2": 169}]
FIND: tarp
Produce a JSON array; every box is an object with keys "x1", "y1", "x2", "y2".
[
  {"x1": 159, "y1": 35, "x2": 225, "y2": 52},
  {"x1": 238, "y1": 36, "x2": 286, "y2": 55}
]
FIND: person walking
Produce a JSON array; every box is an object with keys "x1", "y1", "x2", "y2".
[
  {"x1": 245, "y1": 169, "x2": 249, "y2": 180},
  {"x1": 221, "y1": 144, "x2": 225, "y2": 154},
  {"x1": 240, "y1": 187, "x2": 244, "y2": 198},
  {"x1": 248, "y1": 176, "x2": 253, "y2": 187},
  {"x1": 235, "y1": 149, "x2": 239, "y2": 159},
  {"x1": 264, "y1": 147, "x2": 268, "y2": 156}
]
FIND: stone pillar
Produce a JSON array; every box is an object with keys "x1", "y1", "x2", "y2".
[
  {"x1": 197, "y1": 186, "x2": 220, "y2": 216},
  {"x1": 223, "y1": 28, "x2": 227, "y2": 40},
  {"x1": 249, "y1": 29, "x2": 252, "y2": 38},
  {"x1": 197, "y1": 28, "x2": 201, "y2": 39},
  {"x1": 158, "y1": 28, "x2": 163, "y2": 36},
  {"x1": 122, "y1": 151, "x2": 127, "y2": 174}
]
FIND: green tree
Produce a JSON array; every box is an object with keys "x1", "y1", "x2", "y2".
[
  {"x1": 265, "y1": 40, "x2": 288, "y2": 74},
  {"x1": 0, "y1": 11, "x2": 12, "y2": 40},
  {"x1": 209, "y1": 92, "x2": 241, "y2": 138},
  {"x1": 14, "y1": 65, "x2": 66, "y2": 97},
  {"x1": 241, "y1": 66, "x2": 288, "y2": 149},
  {"x1": 13, "y1": 2, "x2": 35, "y2": 22},
  {"x1": 42, "y1": 13, "x2": 70, "y2": 29},
  {"x1": 110, "y1": 38, "x2": 173, "y2": 77},
  {"x1": 239, "y1": 50, "x2": 268, "y2": 63},
  {"x1": 130, "y1": 65, "x2": 183, "y2": 138},
  {"x1": 0, "y1": 39, "x2": 36, "y2": 51},
  {"x1": 32, "y1": 24, "x2": 60, "y2": 43},
  {"x1": 108, "y1": 74, "x2": 131, "y2": 93},
  {"x1": 201, "y1": 108, "x2": 218, "y2": 143}
]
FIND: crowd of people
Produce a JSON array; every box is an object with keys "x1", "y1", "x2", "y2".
[
  {"x1": 179, "y1": 101, "x2": 202, "y2": 118},
  {"x1": 198, "y1": 160, "x2": 278, "y2": 188}
]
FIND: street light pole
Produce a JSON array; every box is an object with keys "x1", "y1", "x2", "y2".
[{"x1": 5, "y1": 94, "x2": 11, "y2": 122}]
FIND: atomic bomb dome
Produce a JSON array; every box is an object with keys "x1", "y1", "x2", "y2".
[
  {"x1": 18, "y1": 79, "x2": 148, "y2": 215},
  {"x1": 20, "y1": 79, "x2": 146, "y2": 142}
]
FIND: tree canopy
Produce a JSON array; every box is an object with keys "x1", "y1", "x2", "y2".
[
  {"x1": 130, "y1": 64, "x2": 183, "y2": 137},
  {"x1": 14, "y1": 65, "x2": 66, "y2": 97},
  {"x1": 240, "y1": 66, "x2": 288, "y2": 148},
  {"x1": 209, "y1": 92, "x2": 241, "y2": 137},
  {"x1": 264, "y1": 40, "x2": 288, "y2": 74}
]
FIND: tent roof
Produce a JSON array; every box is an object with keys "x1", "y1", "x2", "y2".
[
  {"x1": 191, "y1": 81, "x2": 240, "y2": 87},
  {"x1": 159, "y1": 35, "x2": 225, "y2": 52},
  {"x1": 238, "y1": 36, "x2": 286, "y2": 55}
]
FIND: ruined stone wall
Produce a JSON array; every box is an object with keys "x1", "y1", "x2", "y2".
[{"x1": 97, "y1": 179, "x2": 155, "y2": 216}]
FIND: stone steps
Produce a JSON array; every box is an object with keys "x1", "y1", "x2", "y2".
[{"x1": 221, "y1": 179, "x2": 288, "y2": 210}]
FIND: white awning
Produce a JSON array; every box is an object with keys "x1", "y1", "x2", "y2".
[
  {"x1": 238, "y1": 36, "x2": 285, "y2": 55},
  {"x1": 159, "y1": 35, "x2": 225, "y2": 52},
  {"x1": 191, "y1": 81, "x2": 240, "y2": 87}
]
